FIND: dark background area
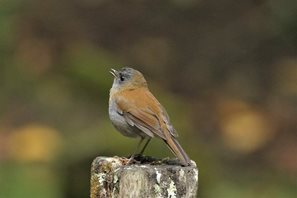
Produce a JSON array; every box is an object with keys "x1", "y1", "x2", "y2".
[{"x1": 0, "y1": 0, "x2": 296, "y2": 197}]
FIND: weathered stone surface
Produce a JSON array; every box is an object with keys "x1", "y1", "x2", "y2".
[{"x1": 90, "y1": 156, "x2": 198, "y2": 198}]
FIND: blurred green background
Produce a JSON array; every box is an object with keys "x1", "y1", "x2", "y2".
[{"x1": 0, "y1": 0, "x2": 296, "y2": 197}]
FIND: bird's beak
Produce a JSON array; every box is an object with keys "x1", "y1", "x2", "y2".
[{"x1": 109, "y1": 68, "x2": 118, "y2": 78}]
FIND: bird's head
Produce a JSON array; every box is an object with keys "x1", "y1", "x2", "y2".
[{"x1": 110, "y1": 67, "x2": 148, "y2": 91}]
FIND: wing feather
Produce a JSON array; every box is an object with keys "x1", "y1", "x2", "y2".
[
  {"x1": 124, "y1": 109, "x2": 165, "y2": 139},
  {"x1": 114, "y1": 88, "x2": 177, "y2": 140}
]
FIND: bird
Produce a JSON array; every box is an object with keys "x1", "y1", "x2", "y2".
[{"x1": 109, "y1": 67, "x2": 191, "y2": 166}]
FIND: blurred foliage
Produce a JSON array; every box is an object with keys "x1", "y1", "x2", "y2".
[{"x1": 0, "y1": 0, "x2": 296, "y2": 198}]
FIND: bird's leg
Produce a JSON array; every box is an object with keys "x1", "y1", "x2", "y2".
[
  {"x1": 127, "y1": 137, "x2": 145, "y2": 164},
  {"x1": 139, "y1": 138, "x2": 151, "y2": 155}
]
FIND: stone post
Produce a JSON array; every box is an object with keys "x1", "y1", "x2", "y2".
[{"x1": 90, "y1": 156, "x2": 198, "y2": 198}]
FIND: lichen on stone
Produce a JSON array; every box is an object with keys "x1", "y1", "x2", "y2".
[
  {"x1": 167, "y1": 180, "x2": 177, "y2": 198},
  {"x1": 155, "y1": 169, "x2": 162, "y2": 184},
  {"x1": 153, "y1": 184, "x2": 162, "y2": 198}
]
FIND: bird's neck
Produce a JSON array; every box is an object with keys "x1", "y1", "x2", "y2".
[{"x1": 109, "y1": 86, "x2": 148, "y2": 100}]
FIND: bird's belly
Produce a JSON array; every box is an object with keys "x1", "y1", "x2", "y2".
[{"x1": 109, "y1": 103, "x2": 138, "y2": 138}]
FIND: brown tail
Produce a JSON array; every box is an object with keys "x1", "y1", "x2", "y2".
[{"x1": 164, "y1": 137, "x2": 191, "y2": 166}]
